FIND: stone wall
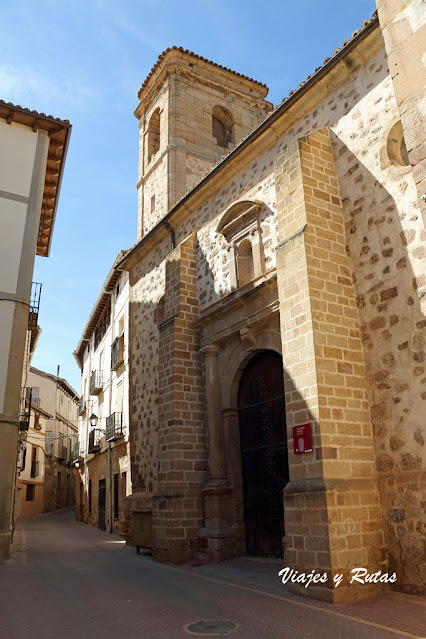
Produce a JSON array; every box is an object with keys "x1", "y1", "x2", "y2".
[
  {"x1": 127, "y1": 240, "x2": 168, "y2": 497},
  {"x1": 137, "y1": 85, "x2": 170, "y2": 239},
  {"x1": 172, "y1": 50, "x2": 424, "y2": 594},
  {"x1": 126, "y1": 35, "x2": 424, "y2": 594},
  {"x1": 376, "y1": 0, "x2": 426, "y2": 225},
  {"x1": 153, "y1": 235, "x2": 206, "y2": 561},
  {"x1": 196, "y1": 177, "x2": 278, "y2": 312},
  {"x1": 168, "y1": 72, "x2": 271, "y2": 210},
  {"x1": 274, "y1": 128, "x2": 385, "y2": 603},
  {"x1": 330, "y1": 66, "x2": 426, "y2": 595},
  {"x1": 18, "y1": 482, "x2": 44, "y2": 519}
]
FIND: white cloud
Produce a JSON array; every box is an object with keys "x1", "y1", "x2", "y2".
[{"x1": 0, "y1": 64, "x2": 99, "y2": 115}]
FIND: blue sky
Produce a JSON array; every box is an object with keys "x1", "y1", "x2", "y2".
[{"x1": 1, "y1": 0, "x2": 376, "y2": 392}]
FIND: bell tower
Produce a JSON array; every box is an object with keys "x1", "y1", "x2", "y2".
[{"x1": 134, "y1": 47, "x2": 273, "y2": 240}]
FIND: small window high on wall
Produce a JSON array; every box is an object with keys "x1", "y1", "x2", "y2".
[
  {"x1": 212, "y1": 106, "x2": 234, "y2": 148},
  {"x1": 148, "y1": 108, "x2": 160, "y2": 163}
]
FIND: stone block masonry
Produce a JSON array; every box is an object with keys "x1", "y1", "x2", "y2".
[
  {"x1": 153, "y1": 235, "x2": 207, "y2": 561},
  {"x1": 119, "y1": 10, "x2": 425, "y2": 601},
  {"x1": 275, "y1": 128, "x2": 385, "y2": 603},
  {"x1": 136, "y1": 53, "x2": 272, "y2": 240}
]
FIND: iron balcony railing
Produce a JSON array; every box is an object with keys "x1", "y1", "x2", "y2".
[
  {"x1": 30, "y1": 461, "x2": 39, "y2": 478},
  {"x1": 45, "y1": 432, "x2": 53, "y2": 456},
  {"x1": 19, "y1": 387, "x2": 32, "y2": 431},
  {"x1": 106, "y1": 412, "x2": 123, "y2": 442},
  {"x1": 88, "y1": 429, "x2": 101, "y2": 454},
  {"x1": 78, "y1": 396, "x2": 86, "y2": 416},
  {"x1": 72, "y1": 440, "x2": 86, "y2": 463},
  {"x1": 111, "y1": 335, "x2": 124, "y2": 371},
  {"x1": 57, "y1": 444, "x2": 67, "y2": 460},
  {"x1": 28, "y1": 282, "x2": 42, "y2": 331},
  {"x1": 89, "y1": 371, "x2": 103, "y2": 395}
]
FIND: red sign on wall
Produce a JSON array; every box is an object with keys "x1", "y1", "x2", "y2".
[{"x1": 293, "y1": 423, "x2": 312, "y2": 454}]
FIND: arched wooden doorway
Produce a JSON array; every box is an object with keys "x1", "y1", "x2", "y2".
[{"x1": 238, "y1": 350, "x2": 288, "y2": 557}]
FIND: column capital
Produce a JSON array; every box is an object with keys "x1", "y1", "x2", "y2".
[
  {"x1": 222, "y1": 408, "x2": 239, "y2": 418},
  {"x1": 200, "y1": 344, "x2": 221, "y2": 357}
]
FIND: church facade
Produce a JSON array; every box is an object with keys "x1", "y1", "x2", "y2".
[{"x1": 77, "y1": 1, "x2": 425, "y2": 604}]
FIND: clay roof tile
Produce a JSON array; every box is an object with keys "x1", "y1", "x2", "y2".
[
  {"x1": 138, "y1": 46, "x2": 268, "y2": 99},
  {"x1": 0, "y1": 99, "x2": 70, "y2": 124}
]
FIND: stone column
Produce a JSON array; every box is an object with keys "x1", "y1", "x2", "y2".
[
  {"x1": 223, "y1": 407, "x2": 245, "y2": 555},
  {"x1": 197, "y1": 346, "x2": 234, "y2": 560},
  {"x1": 202, "y1": 345, "x2": 227, "y2": 485},
  {"x1": 223, "y1": 408, "x2": 242, "y2": 488}
]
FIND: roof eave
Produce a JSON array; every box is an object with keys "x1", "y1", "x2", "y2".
[
  {"x1": 73, "y1": 252, "x2": 128, "y2": 368},
  {"x1": 44, "y1": 125, "x2": 72, "y2": 257},
  {"x1": 137, "y1": 46, "x2": 269, "y2": 102},
  {"x1": 0, "y1": 101, "x2": 72, "y2": 259}
]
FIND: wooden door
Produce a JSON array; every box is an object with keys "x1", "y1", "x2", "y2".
[{"x1": 238, "y1": 351, "x2": 288, "y2": 557}]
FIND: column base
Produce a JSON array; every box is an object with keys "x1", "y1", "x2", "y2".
[
  {"x1": 283, "y1": 477, "x2": 385, "y2": 603},
  {"x1": 197, "y1": 522, "x2": 235, "y2": 562},
  {"x1": 151, "y1": 491, "x2": 204, "y2": 563},
  {"x1": 203, "y1": 476, "x2": 230, "y2": 493},
  {"x1": 198, "y1": 479, "x2": 235, "y2": 561}
]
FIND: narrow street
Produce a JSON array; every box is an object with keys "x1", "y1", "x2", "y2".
[{"x1": 1, "y1": 509, "x2": 424, "y2": 639}]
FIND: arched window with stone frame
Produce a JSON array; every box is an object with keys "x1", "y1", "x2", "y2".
[
  {"x1": 212, "y1": 105, "x2": 234, "y2": 148},
  {"x1": 217, "y1": 200, "x2": 265, "y2": 290},
  {"x1": 147, "y1": 108, "x2": 161, "y2": 163}
]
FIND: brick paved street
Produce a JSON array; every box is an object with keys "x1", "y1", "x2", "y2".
[{"x1": 1, "y1": 509, "x2": 424, "y2": 639}]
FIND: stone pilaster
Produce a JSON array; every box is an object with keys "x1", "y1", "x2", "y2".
[
  {"x1": 202, "y1": 346, "x2": 227, "y2": 483},
  {"x1": 152, "y1": 234, "x2": 206, "y2": 562},
  {"x1": 275, "y1": 128, "x2": 385, "y2": 602}
]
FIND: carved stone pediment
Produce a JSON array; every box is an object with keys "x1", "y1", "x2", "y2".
[
  {"x1": 216, "y1": 200, "x2": 265, "y2": 290},
  {"x1": 216, "y1": 200, "x2": 263, "y2": 242}
]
